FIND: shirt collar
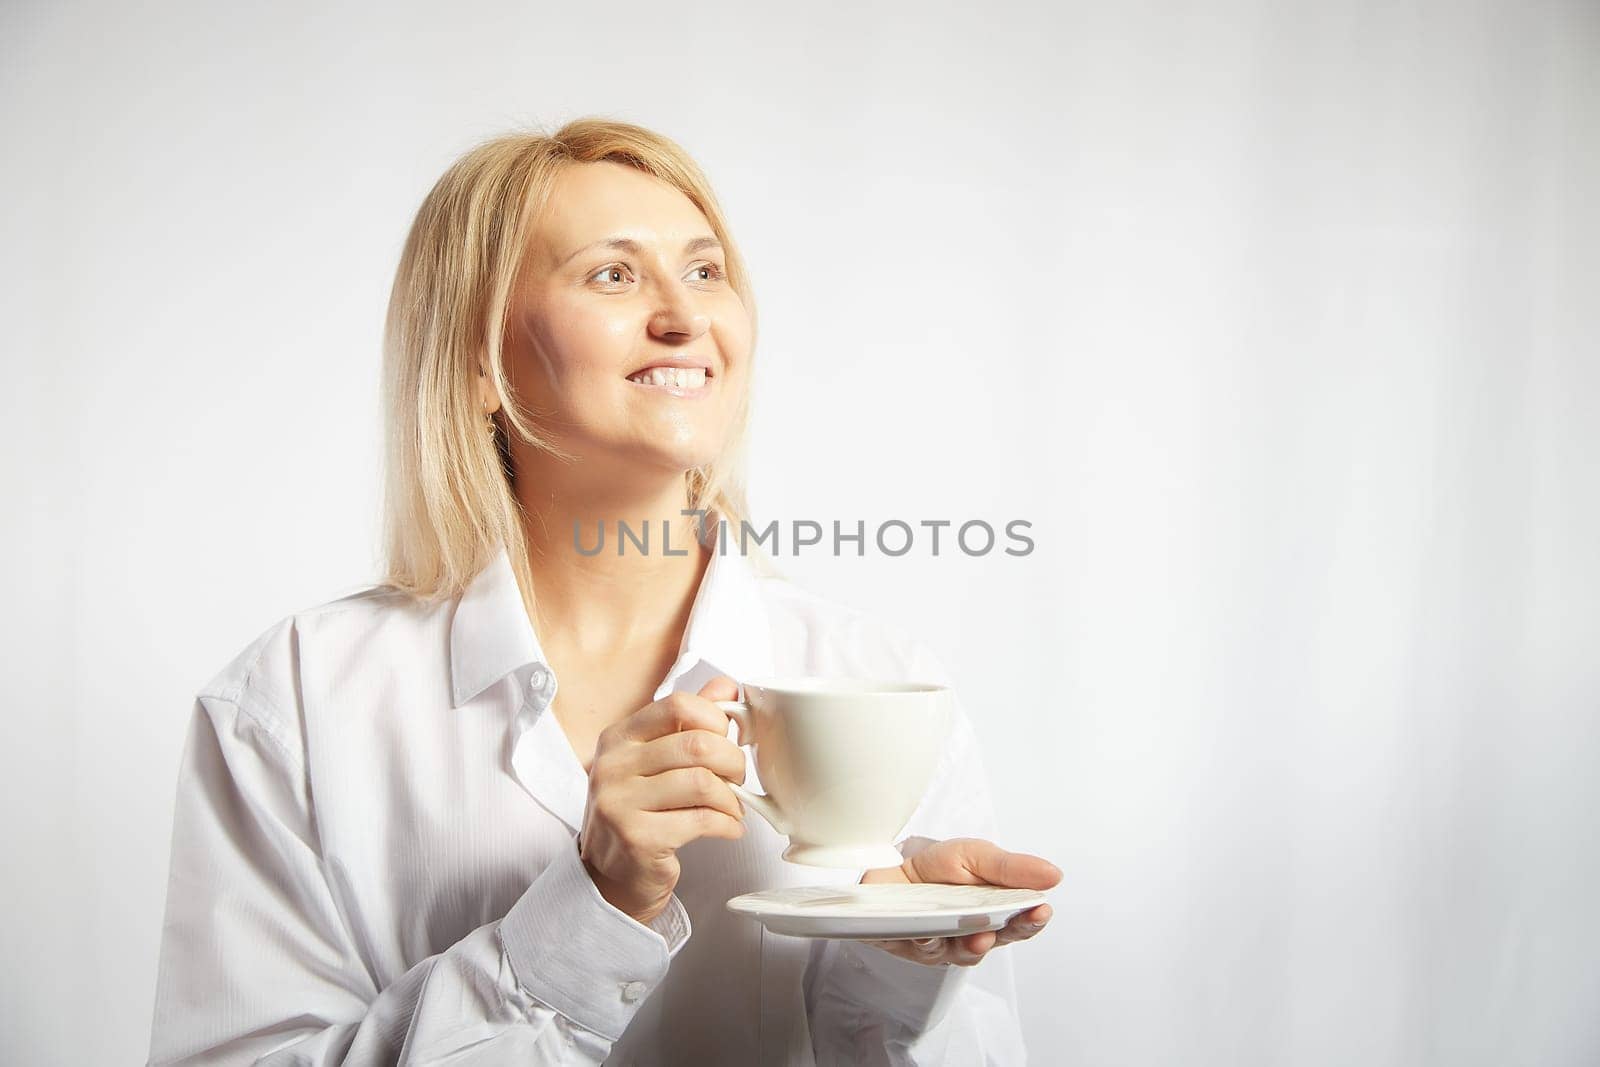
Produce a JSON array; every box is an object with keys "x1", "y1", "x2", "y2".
[
  {"x1": 448, "y1": 544, "x2": 544, "y2": 708},
  {"x1": 448, "y1": 518, "x2": 774, "y2": 708}
]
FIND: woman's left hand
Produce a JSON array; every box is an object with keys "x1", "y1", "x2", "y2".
[{"x1": 858, "y1": 837, "x2": 1061, "y2": 967}]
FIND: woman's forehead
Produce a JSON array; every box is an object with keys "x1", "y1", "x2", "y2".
[{"x1": 533, "y1": 162, "x2": 711, "y2": 266}]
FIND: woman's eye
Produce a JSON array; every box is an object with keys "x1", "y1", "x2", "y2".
[
  {"x1": 588, "y1": 262, "x2": 723, "y2": 287},
  {"x1": 590, "y1": 264, "x2": 631, "y2": 286}
]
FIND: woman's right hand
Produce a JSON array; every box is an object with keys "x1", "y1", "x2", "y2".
[{"x1": 577, "y1": 676, "x2": 748, "y2": 925}]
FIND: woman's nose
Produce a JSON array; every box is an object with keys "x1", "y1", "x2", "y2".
[{"x1": 647, "y1": 286, "x2": 710, "y2": 340}]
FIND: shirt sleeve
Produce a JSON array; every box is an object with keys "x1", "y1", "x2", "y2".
[
  {"x1": 147, "y1": 691, "x2": 690, "y2": 1066},
  {"x1": 802, "y1": 642, "x2": 1029, "y2": 1065}
]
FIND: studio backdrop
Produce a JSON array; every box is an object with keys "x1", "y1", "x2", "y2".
[{"x1": 2, "y1": 1, "x2": 1596, "y2": 1064}]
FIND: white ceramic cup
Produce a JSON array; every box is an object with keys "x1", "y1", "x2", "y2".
[{"x1": 715, "y1": 677, "x2": 952, "y2": 869}]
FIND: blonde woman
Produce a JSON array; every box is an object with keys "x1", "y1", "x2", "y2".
[{"x1": 147, "y1": 118, "x2": 1061, "y2": 1065}]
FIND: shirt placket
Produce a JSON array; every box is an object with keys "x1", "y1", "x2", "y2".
[{"x1": 508, "y1": 662, "x2": 587, "y2": 834}]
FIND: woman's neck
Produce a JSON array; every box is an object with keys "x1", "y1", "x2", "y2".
[{"x1": 515, "y1": 465, "x2": 713, "y2": 656}]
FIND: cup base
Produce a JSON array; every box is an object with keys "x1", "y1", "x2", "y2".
[{"x1": 781, "y1": 841, "x2": 907, "y2": 870}]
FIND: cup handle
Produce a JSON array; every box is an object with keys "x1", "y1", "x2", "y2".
[{"x1": 714, "y1": 700, "x2": 792, "y2": 835}]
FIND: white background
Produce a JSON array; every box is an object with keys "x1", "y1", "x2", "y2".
[{"x1": 3, "y1": 1, "x2": 1597, "y2": 1063}]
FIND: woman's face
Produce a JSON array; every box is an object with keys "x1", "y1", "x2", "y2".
[{"x1": 498, "y1": 160, "x2": 751, "y2": 483}]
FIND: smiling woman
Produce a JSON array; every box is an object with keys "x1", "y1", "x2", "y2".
[
  {"x1": 146, "y1": 117, "x2": 1057, "y2": 1066},
  {"x1": 378, "y1": 124, "x2": 760, "y2": 619},
  {"x1": 495, "y1": 164, "x2": 742, "y2": 458}
]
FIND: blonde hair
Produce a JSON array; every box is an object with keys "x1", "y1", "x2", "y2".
[{"x1": 378, "y1": 117, "x2": 762, "y2": 618}]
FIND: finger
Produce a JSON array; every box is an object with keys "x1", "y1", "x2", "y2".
[
  {"x1": 860, "y1": 938, "x2": 935, "y2": 965},
  {"x1": 646, "y1": 805, "x2": 746, "y2": 848},
  {"x1": 630, "y1": 729, "x2": 747, "y2": 783},
  {"x1": 914, "y1": 838, "x2": 1063, "y2": 890},
  {"x1": 906, "y1": 936, "x2": 985, "y2": 967},
  {"x1": 637, "y1": 766, "x2": 745, "y2": 821},
  {"x1": 866, "y1": 937, "x2": 972, "y2": 968},
  {"x1": 992, "y1": 904, "x2": 1051, "y2": 943},
  {"x1": 954, "y1": 930, "x2": 996, "y2": 963},
  {"x1": 697, "y1": 675, "x2": 739, "y2": 702},
  {"x1": 619, "y1": 690, "x2": 735, "y2": 743},
  {"x1": 997, "y1": 903, "x2": 1052, "y2": 934}
]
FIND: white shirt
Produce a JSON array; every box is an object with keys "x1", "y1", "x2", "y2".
[{"x1": 147, "y1": 534, "x2": 1026, "y2": 1065}]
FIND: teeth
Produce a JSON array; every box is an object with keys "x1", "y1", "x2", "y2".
[{"x1": 629, "y1": 366, "x2": 707, "y2": 388}]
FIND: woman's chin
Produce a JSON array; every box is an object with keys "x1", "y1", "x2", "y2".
[{"x1": 605, "y1": 443, "x2": 723, "y2": 482}]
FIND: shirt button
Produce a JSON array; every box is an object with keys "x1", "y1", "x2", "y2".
[
  {"x1": 620, "y1": 980, "x2": 647, "y2": 1002},
  {"x1": 529, "y1": 667, "x2": 550, "y2": 691}
]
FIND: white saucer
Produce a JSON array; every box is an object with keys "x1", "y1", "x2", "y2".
[{"x1": 726, "y1": 883, "x2": 1049, "y2": 940}]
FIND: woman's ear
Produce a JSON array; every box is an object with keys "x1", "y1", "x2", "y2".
[{"x1": 477, "y1": 362, "x2": 502, "y2": 416}]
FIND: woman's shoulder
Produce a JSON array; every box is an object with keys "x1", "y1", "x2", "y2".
[
  {"x1": 193, "y1": 579, "x2": 443, "y2": 727},
  {"x1": 746, "y1": 569, "x2": 954, "y2": 686}
]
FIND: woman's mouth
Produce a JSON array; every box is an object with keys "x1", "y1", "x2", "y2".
[{"x1": 625, "y1": 365, "x2": 712, "y2": 396}]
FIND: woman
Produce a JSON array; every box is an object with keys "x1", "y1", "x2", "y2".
[{"x1": 147, "y1": 118, "x2": 1060, "y2": 1065}]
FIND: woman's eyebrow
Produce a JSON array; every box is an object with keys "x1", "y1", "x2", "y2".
[{"x1": 560, "y1": 235, "x2": 722, "y2": 266}]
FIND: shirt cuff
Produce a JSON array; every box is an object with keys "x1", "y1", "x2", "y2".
[
  {"x1": 499, "y1": 837, "x2": 692, "y2": 1041},
  {"x1": 818, "y1": 937, "x2": 973, "y2": 1033}
]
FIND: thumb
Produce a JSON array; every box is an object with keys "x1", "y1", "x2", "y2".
[
  {"x1": 697, "y1": 675, "x2": 740, "y2": 702},
  {"x1": 917, "y1": 838, "x2": 1064, "y2": 889}
]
